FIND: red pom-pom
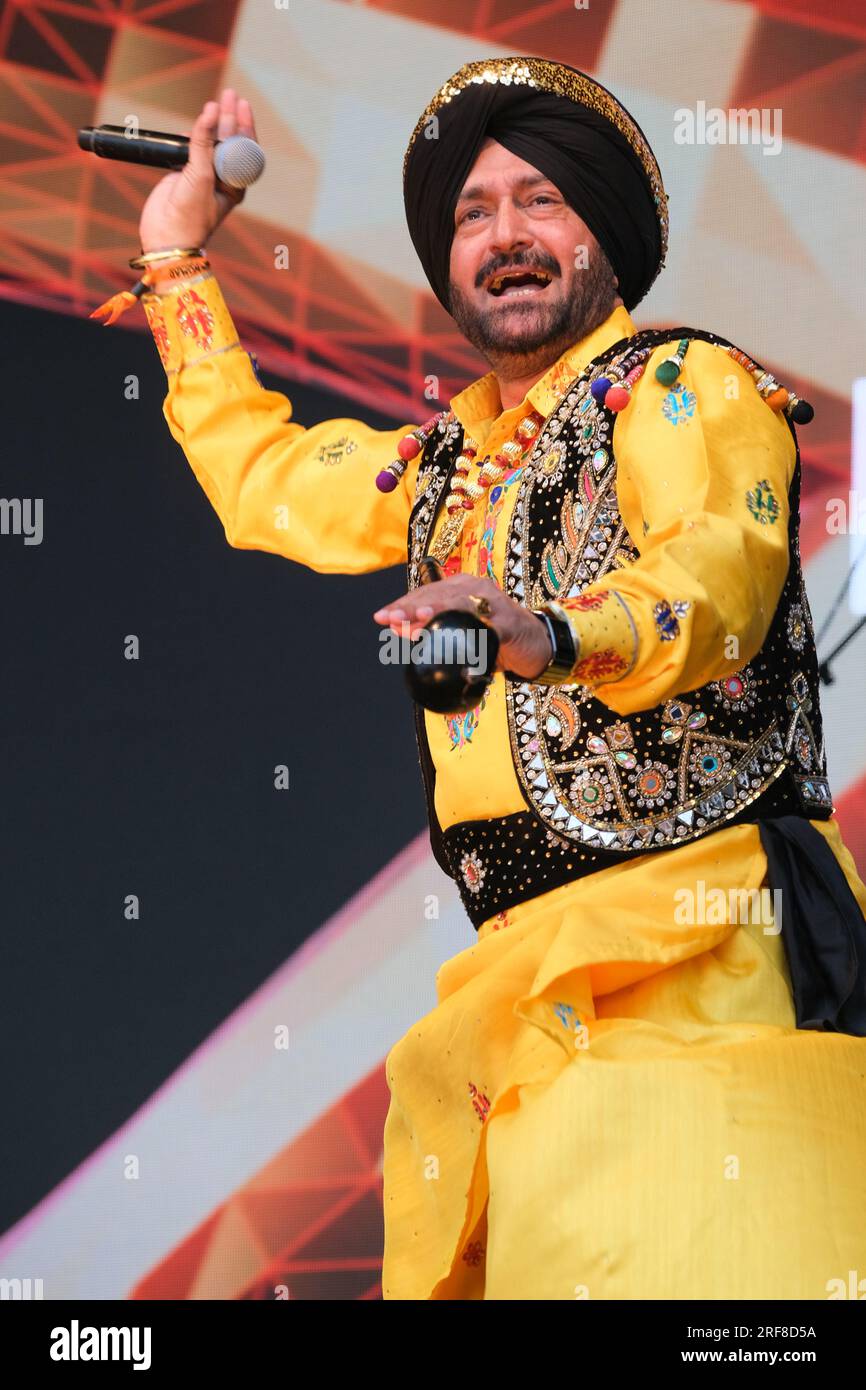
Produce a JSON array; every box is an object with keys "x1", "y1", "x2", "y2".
[
  {"x1": 397, "y1": 434, "x2": 421, "y2": 461},
  {"x1": 605, "y1": 385, "x2": 631, "y2": 412}
]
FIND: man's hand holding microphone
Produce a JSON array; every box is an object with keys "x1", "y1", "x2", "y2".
[{"x1": 136, "y1": 88, "x2": 259, "y2": 285}]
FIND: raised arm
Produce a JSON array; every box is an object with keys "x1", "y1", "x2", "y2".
[{"x1": 137, "y1": 89, "x2": 421, "y2": 575}]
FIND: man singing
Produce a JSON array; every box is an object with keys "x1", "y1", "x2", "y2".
[{"x1": 131, "y1": 59, "x2": 866, "y2": 1300}]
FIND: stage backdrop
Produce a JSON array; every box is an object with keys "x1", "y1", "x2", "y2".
[{"x1": 0, "y1": 0, "x2": 864, "y2": 1299}]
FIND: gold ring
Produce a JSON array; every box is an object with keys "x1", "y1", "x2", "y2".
[{"x1": 468, "y1": 593, "x2": 492, "y2": 619}]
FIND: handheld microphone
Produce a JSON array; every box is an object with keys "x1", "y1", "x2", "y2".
[
  {"x1": 76, "y1": 124, "x2": 266, "y2": 190},
  {"x1": 404, "y1": 557, "x2": 501, "y2": 715}
]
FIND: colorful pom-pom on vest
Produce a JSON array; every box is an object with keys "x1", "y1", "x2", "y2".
[
  {"x1": 654, "y1": 338, "x2": 690, "y2": 386},
  {"x1": 588, "y1": 335, "x2": 813, "y2": 426},
  {"x1": 590, "y1": 336, "x2": 813, "y2": 424},
  {"x1": 725, "y1": 346, "x2": 814, "y2": 424},
  {"x1": 590, "y1": 345, "x2": 654, "y2": 412},
  {"x1": 376, "y1": 410, "x2": 452, "y2": 491},
  {"x1": 590, "y1": 375, "x2": 612, "y2": 403}
]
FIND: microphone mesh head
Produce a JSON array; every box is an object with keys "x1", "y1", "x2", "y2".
[{"x1": 213, "y1": 135, "x2": 266, "y2": 189}]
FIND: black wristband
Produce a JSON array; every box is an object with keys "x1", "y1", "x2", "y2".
[{"x1": 502, "y1": 603, "x2": 579, "y2": 685}]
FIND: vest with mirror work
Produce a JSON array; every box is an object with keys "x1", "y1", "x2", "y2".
[{"x1": 406, "y1": 327, "x2": 833, "y2": 930}]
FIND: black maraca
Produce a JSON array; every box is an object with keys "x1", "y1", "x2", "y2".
[{"x1": 403, "y1": 556, "x2": 500, "y2": 714}]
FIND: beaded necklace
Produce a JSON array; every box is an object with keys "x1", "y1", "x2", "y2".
[{"x1": 377, "y1": 407, "x2": 545, "y2": 566}]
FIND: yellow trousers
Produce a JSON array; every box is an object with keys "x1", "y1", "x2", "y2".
[{"x1": 382, "y1": 817, "x2": 866, "y2": 1299}]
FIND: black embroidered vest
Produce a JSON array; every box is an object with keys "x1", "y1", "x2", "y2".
[{"x1": 406, "y1": 327, "x2": 833, "y2": 930}]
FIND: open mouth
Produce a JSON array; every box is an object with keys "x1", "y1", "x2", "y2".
[{"x1": 487, "y1": 269, "x2": 554, "y2": 298}]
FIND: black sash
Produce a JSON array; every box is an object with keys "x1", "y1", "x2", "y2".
[{"x1": 756, "y1": 817, "x2": 866, "y2": 1036}]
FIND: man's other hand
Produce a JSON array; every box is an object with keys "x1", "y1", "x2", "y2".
[{"x1": 373, "y1": 574, "x2": 554, "y2": 681}]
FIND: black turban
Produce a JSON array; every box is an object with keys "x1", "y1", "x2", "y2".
[{"x1": 403, "y1": 57, "x2": 668, "y2": 315}]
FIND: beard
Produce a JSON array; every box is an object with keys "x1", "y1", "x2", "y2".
[{"x1": 448, "y1": 246, "x2": 619, "y2": 376}]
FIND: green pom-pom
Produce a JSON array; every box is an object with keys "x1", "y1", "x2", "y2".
[{"x1": 655, "y1": 357, "x2": 680, "y2": 386}]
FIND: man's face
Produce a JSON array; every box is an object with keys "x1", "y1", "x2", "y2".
[{"x1": 448, "y1": 139, "x2": 619, "y2": 362}]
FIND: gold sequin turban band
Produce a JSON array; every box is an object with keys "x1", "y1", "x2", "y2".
[{"x1": 403, "y1": 56, "x2": 669, "y2": 314}]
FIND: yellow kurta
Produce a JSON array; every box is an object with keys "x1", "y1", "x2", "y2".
[{"x1": 145, "y1": 270, "x2": 866, "y2": 1300}]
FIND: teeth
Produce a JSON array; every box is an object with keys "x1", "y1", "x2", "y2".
[{"x1": 489, "y1": 271, "x2": 551, "y2": 292}]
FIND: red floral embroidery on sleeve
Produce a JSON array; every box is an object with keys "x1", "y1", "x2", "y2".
[
  {"x1": 143, "y1": 299, "x2": 171, "y2": 368},
  {"x1": 175, "y1": 288, "x2": 215, "y2": 349},
  {"x1": 573, "y1": 648, "x2": 629, "y2": 680},
  {"x1": 561, "y1": 590, "x2": 610, "y2": 612}
]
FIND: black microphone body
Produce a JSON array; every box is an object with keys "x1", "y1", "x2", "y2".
[{"x1": 78, "y1": 124, "x2": 192, "y2": 169}]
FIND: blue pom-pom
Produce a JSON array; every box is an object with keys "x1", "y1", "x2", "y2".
[{"x1": 591, "y1": 376, "x2": 611, "y2": 402}]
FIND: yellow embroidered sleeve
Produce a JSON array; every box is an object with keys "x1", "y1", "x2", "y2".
[
  {"x1": 142, "y1": 271, "x2": 423, "y2": 575},
  {"x1": 555, "y1": 338, "x2": 796, "y2": 716}
]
